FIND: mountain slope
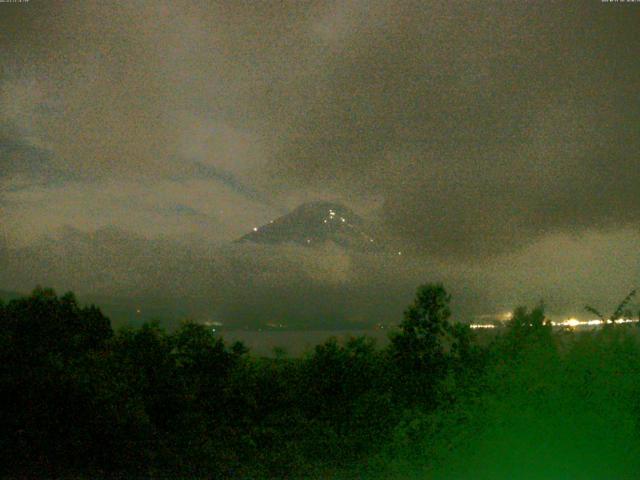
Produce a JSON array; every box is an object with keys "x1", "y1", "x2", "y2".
[{"x1": 237, "y1": 201, "x2": 381, "y2": 251}]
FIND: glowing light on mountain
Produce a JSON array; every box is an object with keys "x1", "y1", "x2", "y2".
[{"x1": 237, "y1": 202, "x2": 382, "y2": 251}]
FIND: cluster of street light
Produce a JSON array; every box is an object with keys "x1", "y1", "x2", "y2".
[
  {"x1": 470, "y1": 317, "x2": 640, "y2": 330},
  {"x1": 551, "y1": 318, "x2": 639, "y2": 328}
]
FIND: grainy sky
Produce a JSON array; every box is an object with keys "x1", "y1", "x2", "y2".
[{"x1": 1, "y1": 1, "x2": 638, "y2": 325}]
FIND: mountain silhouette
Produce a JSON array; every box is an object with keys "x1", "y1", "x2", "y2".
[{"x1": 237, "y1": 201, "x2": 382, "y2": 251}]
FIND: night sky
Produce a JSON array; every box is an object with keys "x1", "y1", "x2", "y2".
[{"x1": 1, "y1": 1, "x2": 638, "y2": 327}]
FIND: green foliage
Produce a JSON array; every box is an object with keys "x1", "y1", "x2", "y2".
[
  {"x1": 391, "y1": 283, "x2": 452, "y2": 370},
  {"x1": 389, "y1": 283, "x2": 454, "y2": 409},
  {"x1": 502, "y1": 303, "x2": 553, "y2": 355},
  {"x1": 586, "y1": 289, "x2": 637, "y2": 325},
  {"x1": 399, "y1": 283, "x2": 452, "y2": 338},
  {"x1": 3, "y1": 285, "x2": 640, "y2": 478}
]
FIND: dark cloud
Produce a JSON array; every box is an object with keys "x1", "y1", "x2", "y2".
[
  {"x1": 1, "y1": 226, "x2": 637, "y2": 328},
  {"x1": 0, "y1": 1, "x2": 638, "y2": 326},
  {"x1": 0, "y1": 227, "x2": 416, "y2": 328},
  {"x1": 258, "y1": 1, "x2": 640, "y2": 256},
  {"x1": 2, "y1": 2, "x2": 638, "y2": 257}
]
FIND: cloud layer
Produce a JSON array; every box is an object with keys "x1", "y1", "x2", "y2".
[{"x1": 1, "y1": 1, "x2": 638, "y2": 325}]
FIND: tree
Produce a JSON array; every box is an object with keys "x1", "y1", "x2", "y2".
[
  {"x1": 499, "y1": 303, "x2": 557, "y2": 373},
  {"x1": 508, "y1": 303, "x2": 548, "y2": 332},
  {"x1": 390, "y1": 283, "x2": 453, "y2": 407},
  {"x1": 392, "y1": 283, "x2": 451, "y2": 365},
  {"x1": 504, "y1": 303, "x2": 552, "y2": 344},
  {"x1": 586, "y1": 289, "x2": 637, "y2": 327},
  {"x1": 0, "y1": 288, "x2": 130, "y2": 476}
]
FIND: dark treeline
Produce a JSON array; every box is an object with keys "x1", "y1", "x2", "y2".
[{"x1": 2, "y1": 285, "x2": 640, "y2": 478}]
